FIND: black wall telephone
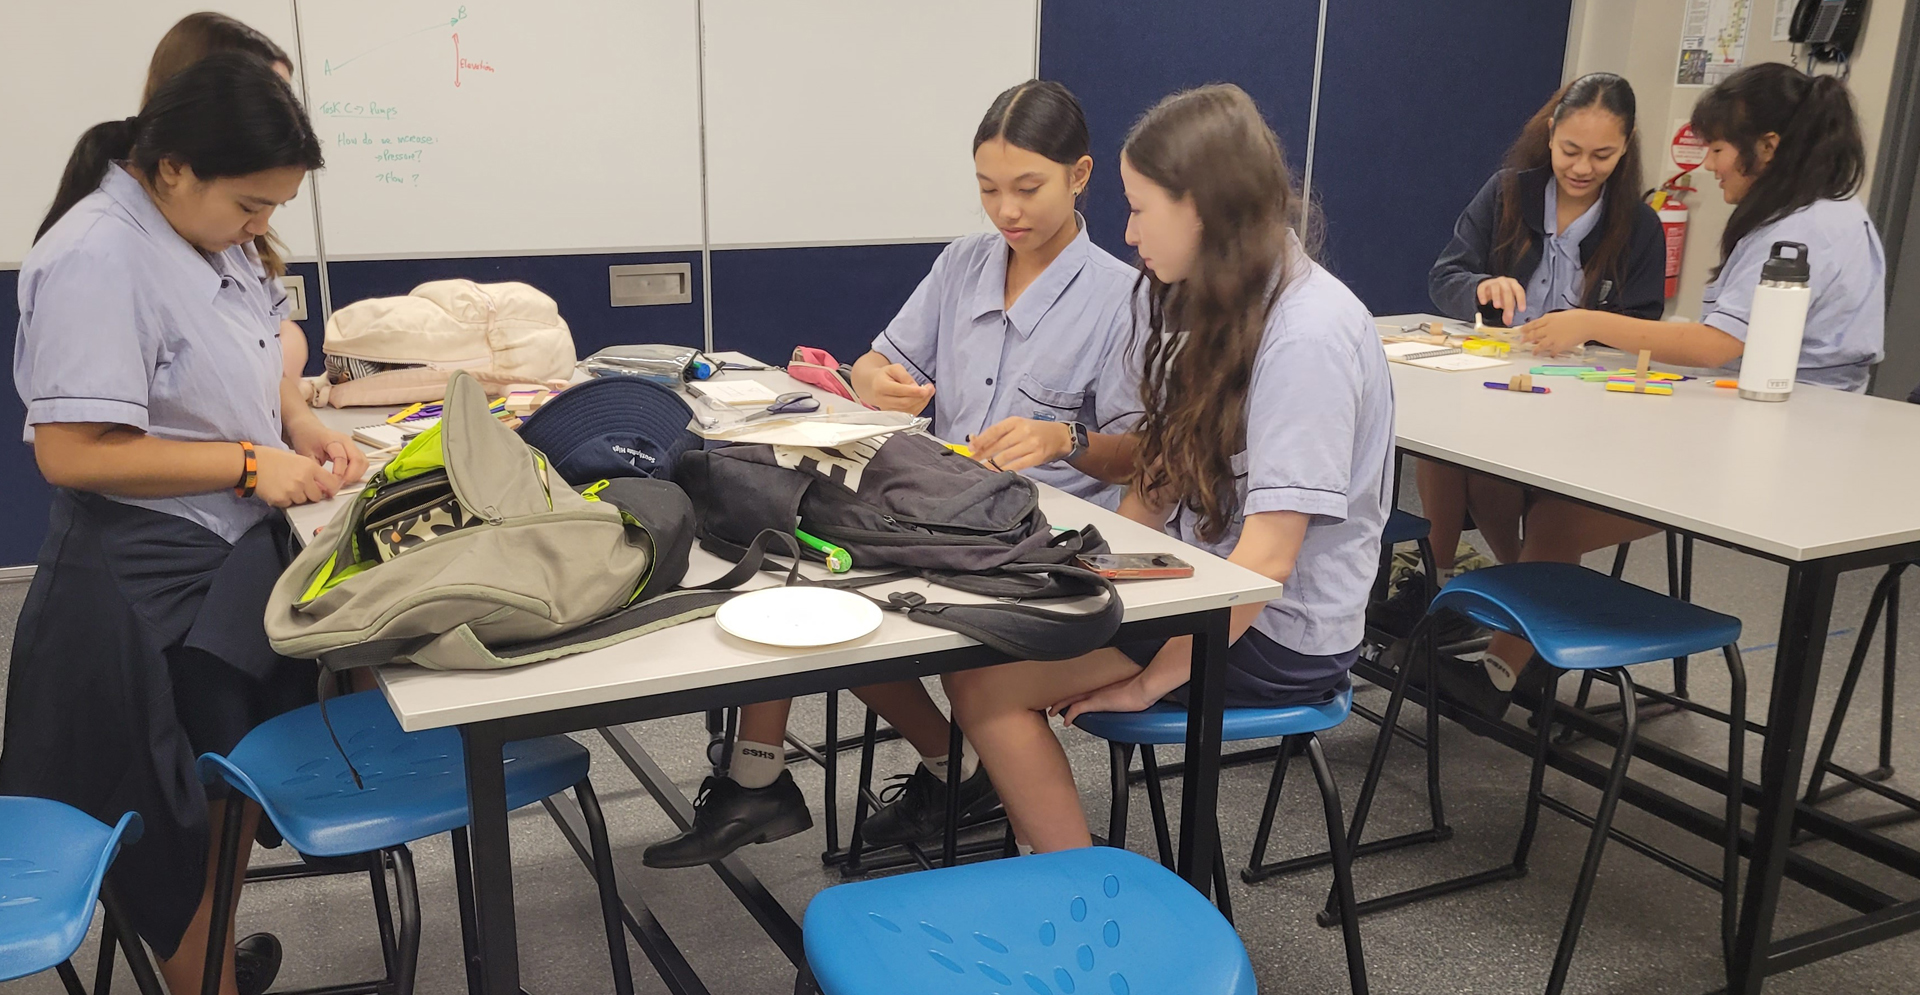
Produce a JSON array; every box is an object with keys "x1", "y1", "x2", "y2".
[{"x1": 1791, "y1": 0, "x2": 1867, "y2": 62}]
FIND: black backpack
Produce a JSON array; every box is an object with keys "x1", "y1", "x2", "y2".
[{"x1": 676, "y1": 432, "x2": 1123, "y2": 660}]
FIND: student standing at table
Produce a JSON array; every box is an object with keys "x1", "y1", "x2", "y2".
[
  {"x1": 943, "y1": 84, "x2": 1394, "y2": 853},
  {"x1": 1449, "y1": 62, "x2": 1884, "y2": 715},
  {"x1": 0, "y1": 54, "x2": 362, "y2": 995},
  {"x1": 140, "y1": 11, "x2": 312, "y2": 382},
  {"x1": 1407, "y1": 74, "x2": 1664, "y2": 622},
  {"x1": 641, "y1": 80, "x2": 1143, "y2": 868}
]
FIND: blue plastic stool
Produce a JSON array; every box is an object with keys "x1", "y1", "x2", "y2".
[
  {"x1": 0, "y1": 798, "x2": 162, "y2": 995},
  {"x1": 1345, "y1": 562, "x2": 1747, "y2": 995},
  {"x1": 802, "y1": 847, "x2": 1256, "y2": 995},
  {"x1": 1074, "y1": 688, "x2": 1366, "y2": 994},
  {"x1": 195, "y1": 690, "x2": 634, "y2": 995},
  {"x1": 1377, "y1": 509, "x2": 1439, "y2": 610}
]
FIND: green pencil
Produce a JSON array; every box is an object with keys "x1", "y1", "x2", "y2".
[{"x1": 795, "y1": 529, "x2": 852, "y2": 573}]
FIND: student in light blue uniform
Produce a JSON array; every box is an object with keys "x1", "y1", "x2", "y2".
[
  {"x1": 0, "y1": 54, "x2": 362, "y2": 995},
  {"x1": 1421, "y1": 74, "x2": 1667, "y2": 588},
  {"x1": 1449, "y1": 63, "x2": 1889, "y2": 715},
  {"x1": 854, "y1": 87, "x2": 1142, "y2": 510},
  {"x1": 643, "y1": 80, "x2": 1142, "y2": 870},
  {"x1": 947, "y1": 85, "x2": 1394, "y2": 853},
  {"x1": 1524, "y1": 64, "x2": 1884, "y2": 386}
]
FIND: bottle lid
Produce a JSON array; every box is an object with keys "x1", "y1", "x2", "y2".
[{"x1": 1762, "y1": 241, "x2": 1811, "y2": 283}]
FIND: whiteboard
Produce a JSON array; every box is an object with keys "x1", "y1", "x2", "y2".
[
  {"x1": 0, "y1": 1, "x2": 318, "y2": 267},
  {"x1": 701, "y1": 0, "x2": 1039, "y2": 248},
  {"x1": 295, "y1": 0, "x2": 704, "y2": 258}
]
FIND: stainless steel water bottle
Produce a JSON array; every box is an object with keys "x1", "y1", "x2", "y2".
[{"x1": 1736, "y1": 241, "x2": 1812, "y2": 402}]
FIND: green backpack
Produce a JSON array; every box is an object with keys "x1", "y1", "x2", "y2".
[{"x1": 265, "y1": 371, "x2": 774, "y2": 672}]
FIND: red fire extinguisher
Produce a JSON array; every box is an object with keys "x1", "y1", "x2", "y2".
[
  {"x1": 1650, "y1": 178, "x2": 1693, "y2": 300},
  {"x1": 1652, "y1": 122, "x2": 1708, "y2": 299}
]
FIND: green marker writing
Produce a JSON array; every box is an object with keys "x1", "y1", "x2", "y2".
[{"x1": 796, "y1": 529, "x2": 852, "y2": 573}]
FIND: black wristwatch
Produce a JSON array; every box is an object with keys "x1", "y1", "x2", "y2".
[{"x1": 1064, "y1": 421, "x2": 1089, "y2": 464}]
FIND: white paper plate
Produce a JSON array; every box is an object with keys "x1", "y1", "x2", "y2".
[{"x1": 715, "y1": 586, "x2": 884, "y2": 648}]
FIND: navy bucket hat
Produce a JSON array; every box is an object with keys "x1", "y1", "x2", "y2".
[{"x1": 518, "y1": 376, "x2": 700, "y2": 486}]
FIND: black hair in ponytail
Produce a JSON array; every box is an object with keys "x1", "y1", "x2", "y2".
[
  {"x1": 1492, "y1": 72, "x2": 1645, "y2": 306},
  {"x1": 1691, "y1": 62, "x2": 1865, "y2": 277},
  {"x1": 35, "y1": 51, "x2": 323, "y2": 244},
  {"x1": 974, "y1": 80, "x2": 1092, "y2": 167}
]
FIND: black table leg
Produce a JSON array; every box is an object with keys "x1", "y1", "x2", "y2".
[
  {"x1": 1177, "y1": 607, "x2": 1231, "y2": 893},
  {"x1": 1729, "y1": 559, "x2": 1841, "y2": 993},
  {"x1": 461, "y1": 721, "x2": 522, "y2": 995}
]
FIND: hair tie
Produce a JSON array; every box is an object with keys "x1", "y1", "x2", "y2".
[{"x1": 123, "y1": 115, "x2": 141, "y2": 132}]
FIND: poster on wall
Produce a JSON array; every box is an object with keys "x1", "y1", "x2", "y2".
[
  {"x1": 1771, "y1": 0, "x2": 1794, "y2": 41},
  {"x1": 1676, "y1": 0, "x2": 1753, "y2": 86}
]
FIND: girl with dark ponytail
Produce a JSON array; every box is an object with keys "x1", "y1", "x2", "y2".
[
  {"x1": 641, "y1": 79, "x2": 1144, "y2": 870},
  {"x1": 140, "y1": 11, "x2": 312, "y2": 381},
  {"x1": 1418, "y1": 73, "x2": 1668, "y2": 600},
  {"x1": 1441, "y1": 63, "x2": 1887, "y2": 716},
  {"x1": 3, "y1": 52, "x2": 363, "y2": 995},
  {"x1": 1522, "y1": 63, "x2": 1882, "y2": 386}
]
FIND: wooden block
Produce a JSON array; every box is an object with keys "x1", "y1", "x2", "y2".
[
  {"x1": 1425, "y1": 321, "x2": 1446, "y2": 337},
  {"x1": 1508, "y1": 374, "x2": 1533, "y2": 392}
]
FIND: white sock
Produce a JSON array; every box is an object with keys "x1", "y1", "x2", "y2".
[
  {"x1": 922, "y1": 740, "x2": 979, "y2": 783},
  {"x1": 729, "y1": 739, "x2": 786, "y2": 789},
  {"x1": 1482, "y1": 654, "x2": 1519, "y2": 693}
]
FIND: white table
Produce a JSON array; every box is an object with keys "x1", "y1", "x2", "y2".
[
  {"x1": 1380, "y1": 313, "x2": 1920, "y2": 993},
  {"x1": 296, "y1": 360, "x2": 1282, "y2": 995}
]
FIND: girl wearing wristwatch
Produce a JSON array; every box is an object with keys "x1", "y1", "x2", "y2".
[
  {"x1": 851, "y1": 79, "x2": 1142, "y2": 507},
  {"x1": 0, "y1": 54, "x2": 362, "y2": 995}
]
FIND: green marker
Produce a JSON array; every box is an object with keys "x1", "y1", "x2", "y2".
[{"x1": 796, "y1": 529, "x2": 852, "y2": 573}]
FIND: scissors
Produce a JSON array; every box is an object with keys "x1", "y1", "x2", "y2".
[{"x1": 742, "y1": 391, "x2": 822, "y2": 422}]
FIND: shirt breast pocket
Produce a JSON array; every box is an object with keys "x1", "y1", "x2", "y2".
[{"x1": 1015, "y1": 373, "x2": 1087, "y2": 422}]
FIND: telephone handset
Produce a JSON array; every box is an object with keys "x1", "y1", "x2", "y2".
[{"x1": 1791, "y1": 0, "x2": 1867, "y2": 62}]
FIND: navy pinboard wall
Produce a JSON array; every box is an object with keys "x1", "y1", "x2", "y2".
[{"x1": 1312, "y1": 0, "x2": 1574, "y2": 314}]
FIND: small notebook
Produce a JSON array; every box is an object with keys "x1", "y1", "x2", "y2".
[
  {"x1": 689, "y1": 379, "x2": 779, "y2": 406},
  {"x1": 1382, "y1": 341, "x2": 1462, "y2": 362},
  {"x1": 352, "y1": 417, "x2": 438, "y2": 449}
]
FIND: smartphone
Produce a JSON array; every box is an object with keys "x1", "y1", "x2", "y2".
[{"x1": 1078, "y1": 553, "x2": 1195, "y2": 580}]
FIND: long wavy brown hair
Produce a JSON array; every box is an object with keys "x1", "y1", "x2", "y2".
[
  {"x1": 1125, "y1": 85, "x2": 1296, "y2": 542},
  {"x1": 1490, "y1": 73, "x2": 1644, "y2": 308},
  {"x1": 144, "y1": 12, "x2": 296, "y2": 277}
]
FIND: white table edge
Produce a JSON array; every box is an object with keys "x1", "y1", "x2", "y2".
[{"x1": 376, "y1": 578, "x2": 1284, "y2": 732}]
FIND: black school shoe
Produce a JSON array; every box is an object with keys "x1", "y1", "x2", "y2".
[
  {"x1": 1406, "y1": 650, "x2": 1515, "y2": 724},
  {"x1": 860, "y1": 765, "x2": 1001, "y2": 847},
  {"x1": 641, "y1": 771, "x2": 813, "y2": 868},
  {"x1": 234, "y1": 932, "x2": 283, "y2": 995}
]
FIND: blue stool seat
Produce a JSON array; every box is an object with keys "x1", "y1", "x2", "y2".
[
  {"x1": 1073, "y1": 686, "x2": 1353, "y2": 745},
  {"x1": 804, "y1": 847, "x2": 1255, "y2": 995},
  {"x1": 1382, "y1": 509, "x2": 1432, "y2": 546},
  {"x1": 1434, "y1": 563, "x2": 1741, "y2": 671},
  {"x1": 0, "y1": 799, "x2": 140, "y2": 983},
  {"x1": 196, "y1": 691, "x2": 590, "y2": 857}
]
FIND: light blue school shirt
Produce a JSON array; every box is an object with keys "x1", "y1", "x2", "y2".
[
  {"x1": 1701, "y1": 197, "x2": 1885, "y2": 392},
  {"x1": 1514, "y1": 184, "x2": 1603, "y2": 325},
  {"x1": 872, "y1": 219, "x2": 1142, "y2": 508},
  {"x1": 16, "y1": 164, "x2": 293, "y2": 543},
  {"x1": 1163, "y1": 245, "x2": 1395, "y2": 656}
]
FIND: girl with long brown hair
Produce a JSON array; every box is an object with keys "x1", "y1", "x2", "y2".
[
  {"x1": 1408, "y1": 74, "x2": 1665, "y2": 642},
  {"x1": 945, "y1": 84, "x2": 1394, "y2": 852}
]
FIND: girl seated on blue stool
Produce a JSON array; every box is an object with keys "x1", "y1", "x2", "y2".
[
  {"x1": 1445, "y1": 63, "x2": 1886, "y2": 714},
  {"x1": 945, "y1": 84, "x2": 1395, "y2": 852},
  {"x1": 642, "y1": 80, "x2": 1145, "y2": 868}
]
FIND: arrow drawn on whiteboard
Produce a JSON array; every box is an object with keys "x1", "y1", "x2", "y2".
[{"x1": 323, "y1": 5, "x2": 468, "y2": 76}]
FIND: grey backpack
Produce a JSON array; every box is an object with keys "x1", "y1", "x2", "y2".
[{"x1": 265, "y1": 371, "x2": 769, "y2": 672}]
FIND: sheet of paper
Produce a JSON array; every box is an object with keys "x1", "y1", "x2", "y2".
[
  {"x1": 691, "y1": 379, "x2": 780, "y2": 406},
  {"x1": 1403, "y1": 353, "x2": 1511, "y2": 373}
]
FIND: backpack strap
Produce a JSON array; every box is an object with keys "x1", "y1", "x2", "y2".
[
  {"x1": 404, "y1": 529, "x2": 806, "y2": 671},
  {"x1": 845, "y1": 563, "x2": 1124, "y2": 661}
]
